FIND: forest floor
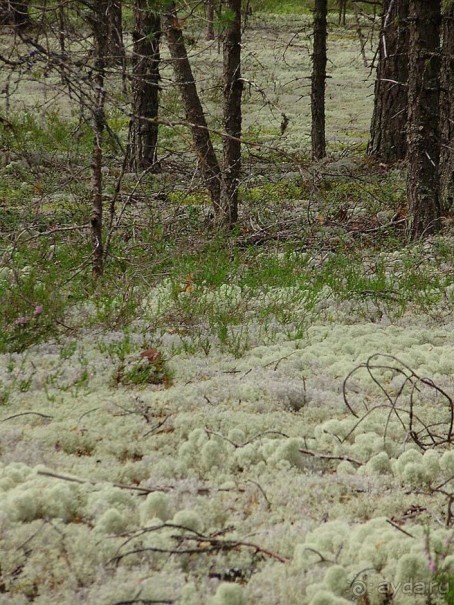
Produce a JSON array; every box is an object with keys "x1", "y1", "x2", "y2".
[{"x1": 1, "y1": 10, "x2": 454, "y2": 605}]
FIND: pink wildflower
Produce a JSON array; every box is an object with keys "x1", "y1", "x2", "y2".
[
  {"x1": 428, "y1": 558, "x2": 437, "y2": 574},
  {"x1": 15, "y1": 316, "x2": 29, "y2": 326}
]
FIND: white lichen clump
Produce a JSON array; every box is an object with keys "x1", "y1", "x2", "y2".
[
  {"x1": 211, "y1": 583, "x2": 246, "y2": 605},
  {"x1": 172, "y1": 509, "x2": 203, "y2": 533},
  {"x1": 139, "y1": 491, "x2": 171, "y2": 523},
  {"x1": 0, "y1": 285, "x2": 453, "y2": 604}
]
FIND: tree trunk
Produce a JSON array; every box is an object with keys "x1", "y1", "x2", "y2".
[
  {"x1": 164, "y1": 2, "x2": 222, "y2": 212},
  {"x1": 407, "y1": 0, "x2": 442, "y2": 238},
  {"x1": 311, "y1": 0, "x2": 327, "y2": 161},
  {"x1": 337, "y1": 0, "x2": 346, "y2": 26},
  {"x1": 90, "y1": 1, "x2": 109, "y2": 277},
  {"x1": 439, "y1": 3, "x2": 454, "y2": 217},
  {"x1": 206, "y1": 0, "x2": 215, "y2": 40},
  {"x1": 57, "y1": 1, "x2": 66, "y2": 56},
  {"x1": 107, "y1": 0, "x2": 125, "y2": 65},
  {"x1": 368, "y1": 0, "x2": 409, "y2": 163},
  {"x1": 219, "y1": 0, "x2": 243, "y2": 228},
  {"x1": 2, "y1": 1, "x2": 31, "y2": 29},
  {"x1": 128, "y1": 1, "x2": 161, "y2": 172}
]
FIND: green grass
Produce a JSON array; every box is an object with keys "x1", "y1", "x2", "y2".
[
  {"x1": 251, "y1": 0, "x2": 377, "y2": 16},
  {"x1": 1, "y1": 162, "x2": 452, "y2": 356},
  {"x1": 252, "y1": 0, "x2": 312, "y2": 14},
  {"x1": 114, "y1": 356, "x2": 172, "y2": 387}
]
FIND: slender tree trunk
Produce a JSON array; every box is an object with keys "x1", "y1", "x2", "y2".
[
  {"x1": 164, "y1": 2, "x2": 222, "y2": 212},
  {"x1": 128, "y1": 1, "x2": 161, "y2": 172},
  {"x1": 107, "y1": 0, "x2": 125, "y2": 65},
  {"x1": 57, "y1": 1, "x2": 66, "y2": 56},
  {"x1": 206, "y1": 0, "x2": 215, "y2": 40},
  {"x1": 368, "y1": 0, "x2": 409, "y2": 163},
  {"x1": 338, "y1": 0, "x2": 346, "y2": 26},
  {"x1": 407, "y1": 0, "x2": 442, "y2": 238},
  {"x1": 90, "y1": 1, "x2": 109, "y2": 276},
  {"x1": 218, "y1": 0, "x2": 242, "y2": 228},
  {"x1": 7, "y1": 1, "x2": 30, "y2": 29},
  {"x1": 439, "y1": 3, "x2": 454, "y2": 216},
  {"x1": 311, "y1": 0, "x2": 327, "y2": 161}
]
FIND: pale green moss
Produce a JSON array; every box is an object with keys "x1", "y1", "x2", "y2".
[
  {"x1": 308, "y1": 590, "x2": 351, "y2": 605},
  {"x1": 7, "y1": 487, "x2": 39, "y2": 522},
  {"x1": 211, "y1": 583, "x2": 245, "y2": 605},
  {"x1": 363, "y1": 452, "x2": 392, "y2": 476},
  {"x1": 172, "y1": 509, "x2": 203, "y2": 533},
  {"x1": 395, "y1": 553, "x2": 432, "y2": 585},
  {"x1": 42, "y1": 483, "x2": 80, "y2": 521},
  {"x1": 336, "y1": 460, "x2": 357, "y2": 475},
  {"x1": 1, "y1": 291, "x2": 454, "y2": 603},
  {"x1": 95, "y1": 508, "x2": 128, "y2": 534},
  {"x1": 440, "y1": 451, "x2": 454, "y2": 475},
  {"x1": 323, "y1": 565, "x2": 350, "y2": 595},
  {"x1": 139, "y1": 491, "x2": 171, "y2": 523},
  {"x1": 270, "y1": 438, "x2": 305, "y2": 468},
  {"x1": 201, "y1": 439, "x2": 226, "y2": 470},
  {"x1": 401, "y1": 463, "x2": 430, "y2": 487}
]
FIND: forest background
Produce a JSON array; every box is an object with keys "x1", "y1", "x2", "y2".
[{"x1": 0, "y1": 2, "x2": 454, "y2": 604}]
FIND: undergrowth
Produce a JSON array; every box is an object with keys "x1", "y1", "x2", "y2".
[
  {"x1": 1, "y1": 114, "x2": 452, "y2": 355},
  {"x1": 0, "y1": 28, "x2": 452, "y2": 357}
]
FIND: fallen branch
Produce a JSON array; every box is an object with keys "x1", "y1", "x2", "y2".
[
  {"x1": 37, "y1": 470, "x2": 171, "y2": 494},
  {"x1": 299, "y1": 448, "x2": 364, "y2": 466},
  {"x1": 2, "y1": 411, "x2": 53, "y2": 422},
  {"x1": 112, "y1": 537, "x2": 288, "y2": 566},
  {"x1": 385, "y1": 518, "x2": 416, "y2": 538},
  {"x1": 342, "y1": 353, "x2": 454, "y2": 449}
]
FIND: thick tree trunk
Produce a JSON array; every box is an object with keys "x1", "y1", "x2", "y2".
[
  {"x1": 107, "y1": 0, "x2": 125, "y2": 65},
  {"x1": 128, "y1": 1, "x2": 161, "y2": 172},
  {"x1": 368, "y1": 0, "x2": 409, "y2": 163},
  {"x1": 206, "y1": 0, "x2": 215, "y2": 40},
  {"x1": 407, "y1": 0, "x2": 442, "y2": 238},
  {"x1": 440, "y1": 4, "x2": 454, "y2": 216},
  {"x1": 219, "y1": 0, "x2": 242, "y2": 228},
  {"x1": 90, "y1": 1, "x2": 109, "y2": 277},
  {"x1": 311, "y1": 0, "x2": 327, "y2": 161},
  {"x1": 164, "y1": 2, "x2": 222, "y2": 212}
]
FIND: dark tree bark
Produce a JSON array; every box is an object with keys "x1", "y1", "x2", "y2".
[
  {"x1": 337, "y1": 0, "x2": 346, "y2": 26},
  {"x1": 13, "y1": 1, "x2": 29, "y2": 28},
  {"x1": 407, "y1": 0, "x2": 442, "y2": 238},
  {"x1": 164, "y1": 1, "x2": 242, "y2": 227},
  {"x1": 1, "y1": 1, "x2": 31, "y2": 29},
  {"x1": 439, "y1": 3, "x2": 454, "y2": 216},
  {"x1": 107, "y1": 0, "x2": 125, "y2": 65},
  {"x1": 164, "y1": 2, "x2": 222, "y2": 212},
  {"x1": 218, "y1": 0, "x2": 242, "y2": 228},
  {"x1": 57, "y1": 1, "x2": 66, "y2": 56},
  {"x1": 128, "y1": 1, "x2": 161, "y2": 172},
  {"x1": 368, "y1": 0, "x2": 409, "y2": 163},
  {"x1": 206, "y1": 0, "x2": 215, "y2": 40},
  {"x1": 311, "y1": 0, "x2": 327, "y2": 161},
  {"x1": 89, "y1": 1, "x2": 109, "y2": 276}
]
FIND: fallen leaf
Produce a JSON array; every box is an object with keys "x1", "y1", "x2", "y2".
[
  {"x1": 183, "y1": 273, "x2": 194, "y2": 293},
  {"x1": 140, "y1": 349, "x2": 162, "y2": 365}
]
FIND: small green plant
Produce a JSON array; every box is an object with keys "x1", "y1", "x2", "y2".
[
  {"x1": 437, "y1": 575, "x2": 454, "y2": 604},
  {"x1": 0, "y1": 388, "x2": 10, "y2": 405},
  {"x1": 114, "y1": 350, "x2": 173, "y2": 387},
  {"x1": 252, "y1": 0, "x2": 312, "y2": 15},
  {"x1": 98, "y1": 333, "x2": 133, "y2": 363},
  {"x1": 59, "y1": 340, "x2": 77, "y2": 361}
]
